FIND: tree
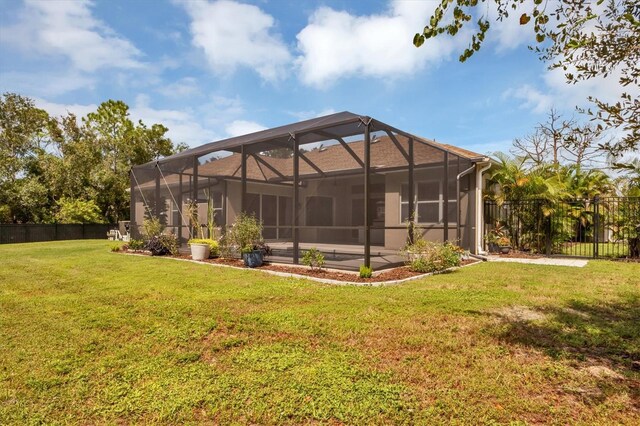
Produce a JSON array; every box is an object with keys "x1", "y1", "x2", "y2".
[
  {"x1": 511, "y1": 108, "x2": 603, "y2": 168},
  {"x1": 55, "y1": 198, "x2": 105, "y2": 224},
  {"x1": 413, "y1": 0, "x2": 640, "y2": 157},
  {"x1": 0, "y1": 93, "x2": 57, "y2": 222},
  {"x1": 82, "y1": 100, "x2": 180, "y2": 222},
  {"x1": 1, "y1": 94, "x2": 185, "y2": 223}
]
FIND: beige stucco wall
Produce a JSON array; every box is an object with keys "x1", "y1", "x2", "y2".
[
  {"x1": 218, "y1": 164, "x2": 478, "y2": 251},
  {"x1": 383, "y1": 166, "x2": 475, "y2": 251}
]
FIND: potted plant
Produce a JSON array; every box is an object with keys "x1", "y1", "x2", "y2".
[
  {"x1": 187, "y1": 238, "x2": 220, "y2": 260},
  {"x1": 185, "y1": 199, "x2": 211, "y2": 260},
  {"x1": 497, "y1": 236, "x2": 511, "y2": 254},
  {"x1": 228, "y1": 213, "x2": 269, "y2": 267},
  {"x1": 485, "y1": 221, "x2": 509, "y2": 253}
]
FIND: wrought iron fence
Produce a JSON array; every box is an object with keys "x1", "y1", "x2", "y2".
[
  {"x1": 484, "y1": 196, "x2": 640, "y2": 259},
  {"x1": 0, "y1": 223, "x2": 117, "y2": 244}
]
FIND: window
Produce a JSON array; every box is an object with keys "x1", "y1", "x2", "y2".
[
  {"x1": 246, "y1": 193, "x2": 292, "y2": 239},
  {"x1": 401, "y1": 181, "x2": 457, "y2": 224},
  {"x1": 306, "y1": 196, "x2": 333, "y2": 226},
  {"x1": 198, "y1": 189, "x2": 224, "y2": 225}
]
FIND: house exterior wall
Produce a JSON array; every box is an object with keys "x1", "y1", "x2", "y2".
[
  {"x1": 218, "y1": 163, "x2": 478, "y2": 252},
  {"x1": 383, "y1": 166, "x2": 475, "y2": 252}
]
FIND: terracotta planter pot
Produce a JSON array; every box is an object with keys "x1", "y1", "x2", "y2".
[{"x1": 190, "y1": 243, "x2": 210, "y2": 260}]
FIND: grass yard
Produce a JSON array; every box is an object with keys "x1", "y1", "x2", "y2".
[
  {"x1": 559, "y1": 242, "x2": 630, "y2": 258},
  {"x1": 1, "y1": 241, "x2": 639, "y2": 425}
]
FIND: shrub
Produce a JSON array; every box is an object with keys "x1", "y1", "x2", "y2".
[
  {"x1": 142, "y1": 217, "x2": 164, "y2": 238},
  {"x1": 127, "y1": 239, "x2": 145, "y2": 251},
  {"x1": 228, "y1": 213, "x2": 263, "y2": 253},
  {"x1": 110, "y1": 243, "x2": 122, "y2": 252},
  {"x1": 302, "y1": 248, "x2": 325, "y2": 271},
  {"x1": 188, "y1": 238, "x2": 220, "y2": 257},
  {"x1": 145, "y1": 234, "x2": 178, "y2": 256},
  {"x1": 359, "y1": 265, "x2": 373, "y2": 278},
  {"x1": 405, "y1": 240, "x2": 461, "y2": 273},
  {"x1": 218, "y1": 234, "x2": 235, "y2": 258}
]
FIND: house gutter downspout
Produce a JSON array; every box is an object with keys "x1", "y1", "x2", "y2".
[
  {"x1": 456, "y1": 164, "x2": 476, "y2": 245},
  {"x1": 475, "y1": 161, "x2": 492, "y2": 254}
]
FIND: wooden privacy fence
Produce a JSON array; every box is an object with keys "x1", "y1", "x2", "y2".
[
  {"x1": 0, "y1": 223, "x2": 117, "y2": 244},
  {"x1": 484, "y1": 196, "x2": 640, "y2": 259}
]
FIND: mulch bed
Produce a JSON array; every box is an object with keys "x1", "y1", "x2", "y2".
[{"x1": 120, "y1": 250, "x2": 480, "y2": 283}]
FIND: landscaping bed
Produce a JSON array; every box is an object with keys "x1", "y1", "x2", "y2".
[{"x1": 121, "y1": 249, "x2": 480, "y2": 283}]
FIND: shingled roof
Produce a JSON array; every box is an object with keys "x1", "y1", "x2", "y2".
[{"x1": 191, "y1": 134, "x2": 483, "y2": 182}]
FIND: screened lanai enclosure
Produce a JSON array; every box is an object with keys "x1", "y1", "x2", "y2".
[{"x1": 130, "y1": 112, "x2": 490, "y2": 270}]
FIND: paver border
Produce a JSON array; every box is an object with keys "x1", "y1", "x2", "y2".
[{"x1": 118, "y1": 252, "x2": 482, "y2": 286}]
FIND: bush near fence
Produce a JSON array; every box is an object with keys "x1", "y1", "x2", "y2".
[{"x1": 0, "y1": 224, "x2": 117, "y2": 244}]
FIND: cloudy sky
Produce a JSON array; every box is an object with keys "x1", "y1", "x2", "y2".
[{"x1": 0, "y1": 0, "x2": 624, "y2": 155}]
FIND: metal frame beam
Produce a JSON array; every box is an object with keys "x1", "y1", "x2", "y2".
[
  {"x1": 384, "y1": 130, "x2": 410, "y2": 163},
  {"x1": 292, "y1": 135, "x2": 300, "y2": 264},
  {"x1": 298, "y1": 151, "x2": 326, "y2": 177},
  {"x1": 192, "y1": 157, "x2": 199, "y2": 238},
  {"x1": 155, "y1": 165, "x2": 161, "y2": 219},
  {"x1": 251, "y1": 154, "x2": 287, "y2": 180},
  {"x1": 443, "y1": 152, "x2": 449, "y2": 241},
  {"x1": 363, "y1": 118, "x2": 371, "y2": 268},
  {"x1": 408, "y1": 138, "x2": 415, "y2": 245},
  {"x1": 241, "y1": 145, "x2": 247, "y2": 213},
  {"x1": 313, "y1": 130, "x2": 365, "y2": 168}
]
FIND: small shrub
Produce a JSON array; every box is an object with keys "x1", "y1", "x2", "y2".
[
  {"x1": 409, "y1": 256, "x2": 431, "y2": 273},
  {"x1": 145, "y1": 234, "x2": 179, "y2": 256},
  {"x1": 110, "y1": 243, "x2": 122, "y2": 252},
  {"x1": 127, "y1": 239, "x2": 145, "y2": 251},
  {"x1": 228, "y1": 213, "x2": 263, "y2": 252},
  {"x1": 405, "y1": 240, "x2": 461, "y2": 273},
  {"x1": 359, "y1": 265, "x2": 373, "y2": 278},
  {"x1": 142, "y1": 217, "x2": 164, "y2": 238},
  {"x1": 218, "y1": 234, "x2": 235, "y2": 258},
  {"x1": 302, "y1": 248, "x2": 325, "y2": 271},
  {"x1": 188, "y1": 238, "x2": 220, "y2": 257}
]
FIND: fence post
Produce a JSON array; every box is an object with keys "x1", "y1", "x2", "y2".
[
  {"x1": 82, "y1": 223, "x2": 85, "y2": 240},
  {"x1": 593, "y1": 196, "x2": 599, "y2": 259},
  {"x1": 545, "y1": 200, "x2": 552, "y2": 256}
]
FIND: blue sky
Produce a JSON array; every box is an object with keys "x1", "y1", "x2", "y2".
[{"x1": 0, "y1": 0, "x2": 623, "y2": 156}]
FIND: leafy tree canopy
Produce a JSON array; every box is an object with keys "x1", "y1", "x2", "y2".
[
  {"x1": 414, "y1": 0, "x2": 639, "y2": 157},
  {"x1": 0, "y1": 93, "x2": 186, "y2": 223}
]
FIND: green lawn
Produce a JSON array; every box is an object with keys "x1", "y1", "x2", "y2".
[
  {"x1": 559, "y1": 242, "x2": 630, "y2": 258},
  {"x1": 1, "y1": 241, "x2": 638, "y2": 425}
]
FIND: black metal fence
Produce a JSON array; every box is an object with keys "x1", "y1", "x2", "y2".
[
  {"x1": 484, "y1": 196, "x2": 640, "y2": 259},
  {"x1": 0, "y1": 223, "x2": 117, "y2": 244}
]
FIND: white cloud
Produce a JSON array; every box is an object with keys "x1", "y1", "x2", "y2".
[
  {"x1": 503, "y1": 84, "x2": 553, "y2": 114},
  {"x1": 288, "y1": 108, "x2": 337, "y2": 121},
  {"x1": 225, "y1": 120, "x2": 267, "y2": 137},
  {"x1": 504, "y1": 64, "x2": 639, "y2": 117},
  {"x1": 0, "y1": 70, "x2": 96, "y2": 97},
  {"x1": 295, "y1": 0, "x2": 469, "y2": 87},
  {"x1": 131, "y1": 95, "x2": 220, "y2": 146},
  {"x1": 486, "y1": 2, "x2": 534, "y2": 53},
  {"x1": 157, "y1": 77, "x2": 201, "y2": 98},
  {"x1": 33, "y1": 95, "x2": 223, "y2": 148},
  {"x1": 34, "y1": 98, "x2": 98, "y2": 119},
  {"x1": 180, "y1": 0, "x2": 292, "y2": 81},
  {"x1": 1, "y1": 0, "x2": 142, "y2": 72}
]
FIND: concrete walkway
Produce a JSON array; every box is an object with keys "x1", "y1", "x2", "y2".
[{"x1": 487, "y1": 255, "x2": 589, "y2": 267}]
